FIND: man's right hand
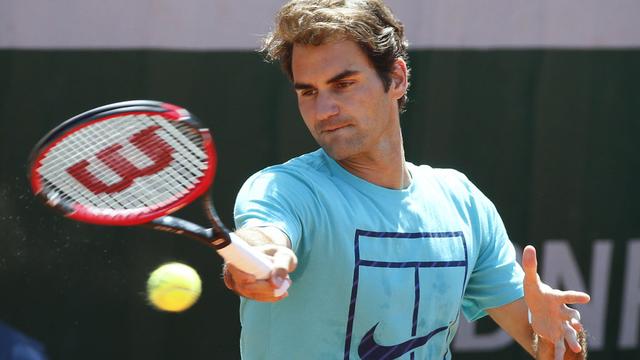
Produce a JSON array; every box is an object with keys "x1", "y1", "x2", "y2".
[{"x1": 223, "y1": 229, "x2": 298, "y2": 302}]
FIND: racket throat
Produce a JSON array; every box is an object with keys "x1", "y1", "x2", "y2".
[
  {"x1": 209, "y1": 229, "x2": 233, "y2": 249},
  {"x1": 148, "y1": 216, "x2": 231, "y2": 249},
  {"x1": 202, "y1": 196, "x2": 233, "y2": 249}
]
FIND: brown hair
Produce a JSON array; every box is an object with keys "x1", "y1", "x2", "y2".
[{"x1": 262, "y1": 0, "x2": 411, "y2": 112}]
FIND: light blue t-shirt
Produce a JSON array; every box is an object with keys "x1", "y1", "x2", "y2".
[{"x1": 234, "y1": 149, "x2": 524, "y2": 360}]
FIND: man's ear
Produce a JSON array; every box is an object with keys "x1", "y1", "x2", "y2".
[{"x1": 389, "y1": 58, "x2": 408, "y2": 100}]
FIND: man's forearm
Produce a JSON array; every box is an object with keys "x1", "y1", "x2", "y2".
[{"x1": 234, "y1": 226, "x2": 292, "y2": 248}]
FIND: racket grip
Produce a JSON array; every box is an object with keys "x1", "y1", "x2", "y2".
[{"x1": 217, "y1": 233, "x2": 290, "y2": 297}]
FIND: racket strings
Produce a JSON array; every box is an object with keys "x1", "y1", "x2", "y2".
[
  {"x1": 37, "y1": 114, "x2": 210, "y2": 215},
  {"x1": 51, "y1": 118, "x2": 203, "y2": 210}
]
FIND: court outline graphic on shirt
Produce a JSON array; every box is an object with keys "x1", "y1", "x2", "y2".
[{"x1": 343, "y1": 230, "x2": 469, "y2": 360}]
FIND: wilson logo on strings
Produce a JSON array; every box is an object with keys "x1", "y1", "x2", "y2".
[{"x1": 66, "y1": 126, "x2": 174, "y2": 194}]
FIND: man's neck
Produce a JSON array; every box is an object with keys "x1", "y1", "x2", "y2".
[{"x1": 335, "y1": 137, "x2": 410, "y2": 190}]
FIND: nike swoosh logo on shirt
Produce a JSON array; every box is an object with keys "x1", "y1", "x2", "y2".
[{"x1": 357, "y1": 322, "x2": 449, "y2": 359}]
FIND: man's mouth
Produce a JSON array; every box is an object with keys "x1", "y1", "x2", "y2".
[{"x1": 321, "y1": 123, "x2": 350, "y2": 133}]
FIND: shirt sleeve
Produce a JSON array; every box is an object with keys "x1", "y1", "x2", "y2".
[
  {"x1": 453, "y1": 172, "x2": 525, "y2": 321},
  {"x1": 233, "y1": 167, "x2": 315, "y2": 253}
]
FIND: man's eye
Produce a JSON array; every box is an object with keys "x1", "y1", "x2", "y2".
[
  {"x1": 336, "y1": 81, "x2": 354, "y2": 89},
  {"x1": 301, "y1": 89, "x2": 317, "y2": 97}
]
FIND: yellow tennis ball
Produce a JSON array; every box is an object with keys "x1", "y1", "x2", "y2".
[{"x1": 147, "y1": 262, "x2": 202, "y2": 312}]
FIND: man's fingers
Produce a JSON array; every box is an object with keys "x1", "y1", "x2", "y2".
[
  {"x1": 563, "y1": 321, "x2": 582, "y2": 353},
  {"x1": 565, "y1": 306, "x2": 584, "y2": 332},
  {"x1": 224, "y1": 263, "x2": 260, "y2": 298},
  {"x1": 564, "y1": 306, "x2": 581, "y2": 322},
  {"x1": 559, "y1": 291, "x2": 591, "y2": 304},
  {"x1": 269, "y1": 248, "x2": 296, "y2": 295},
  {"x1": 223, "y1": 265, "x2": 236, "y2": 291},
  {"x1": 225, "y1": 262, "x2": 257, "y2": 284},
  {"x1": 554, "y1": 339, "x2": 566, "y2": 360},
  {"x1": 570, "y1": 318, "x2": 584, "y2": 332},
  {"x1": 271, "y1": 246, "x2": 298, "y2": 273},
  {"x1": 254, "y1": 244, "x2": 297, "y2": 288},
  {"x1": 255, "y1": 244, "x2": 297, "y2": 271},
  {"x1": 225, "y1": 269, "x2": 289, "y2": 302},
  {"x1": 238, "y1": 280, "x2": 288, "y2": 302},
  {"x1": 522, "y1": 245, "x2": 539, "y2": 285}
]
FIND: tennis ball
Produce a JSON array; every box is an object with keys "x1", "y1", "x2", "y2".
[{"x1": 147, "y1": 262, "x2": 202, "y2": 312}]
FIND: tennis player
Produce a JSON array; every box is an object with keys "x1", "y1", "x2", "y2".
[{"x1": 224, "y1": 1, "x2": 590, "y2": 359}]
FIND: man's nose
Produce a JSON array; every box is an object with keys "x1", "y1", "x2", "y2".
[{"x1": 316, "y1": 92, "x2": 339, "y2": 121}]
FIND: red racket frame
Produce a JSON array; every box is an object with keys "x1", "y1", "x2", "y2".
[{"x1": 28, "y1": 100, "x2": 217, "y2": 226}]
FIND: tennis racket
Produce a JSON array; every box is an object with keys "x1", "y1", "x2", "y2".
[{"x1": 28, "y1": 100, "x2": 288, "y2": 295}]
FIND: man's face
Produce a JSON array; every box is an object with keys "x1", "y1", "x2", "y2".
[{"x1": 291, "y1": 40, "x2": 402, "y2": 161}]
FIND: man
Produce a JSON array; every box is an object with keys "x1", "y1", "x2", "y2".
[{"x1": 224, "y1": 1, "x2": 590, "y2": 359}]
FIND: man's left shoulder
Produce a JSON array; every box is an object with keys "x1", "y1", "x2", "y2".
[
  {"x1": 411, "y1": 163, "x2": 496, "y2": 214},
  {"x1": 410, "y1": 163, "x2": 473, "y2": 192}
]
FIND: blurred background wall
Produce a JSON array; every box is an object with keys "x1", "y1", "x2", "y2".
[{"x1": 0, "y1": 0, "x2": 638, "y2": 359}]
